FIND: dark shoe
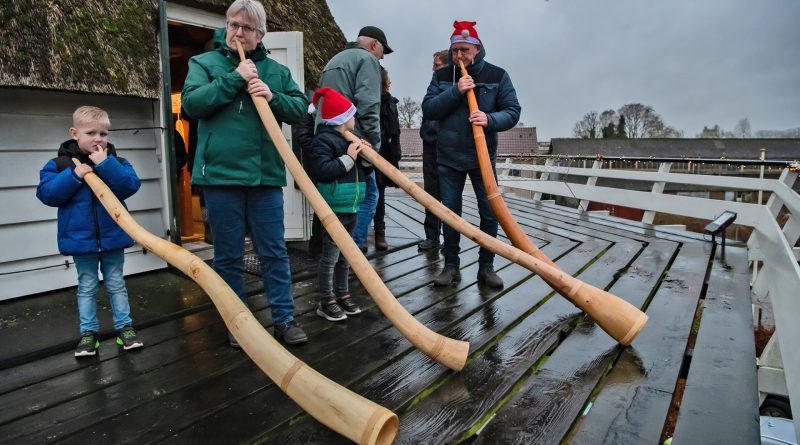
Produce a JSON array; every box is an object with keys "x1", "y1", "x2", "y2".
[
  {"x1": 337, "y1": 295, "x2": 361, "y2": 315},
  {"x1": 374, "y1": 230, "x2": 388, "y2": 251},
  {"x1": 477, "y1": 266, "x2": 504, "y2": 289},
  {"x1": 274, "y1": 320, "x2": 308, "y2": 345},
  {"x1": 359, "y1": 244, "x2": 368, "y2": 254},
  {"x1": 417, "y1": 238, "x2": 440, "y2": 251},
  {"x1": 116, "y1": 326, "x2": 144, "y2": 350},
  {"x1": 75, "y1": 331, "x2": 99, "y2": 357},
  {"x1": 316, "y1": 300, "x2": 347, "y2": 321},
  {"x1": 227, "y1": 330, "x2": 241, "y2": 349},
  {"x1": 433, "y1": 266, "x2": 461, "y2": 287}
]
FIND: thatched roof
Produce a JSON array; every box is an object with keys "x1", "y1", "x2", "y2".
[{"x1": 0, "y1": 0, "x2": 345, "y2": 99}]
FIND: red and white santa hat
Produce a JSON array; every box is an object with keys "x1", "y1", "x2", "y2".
[
  {"x1": 450, "y1": 21, "x2": 480, "y2": 45},
  {"x1": 309, "y1": 87, "x2": 357, "y2": 125}
]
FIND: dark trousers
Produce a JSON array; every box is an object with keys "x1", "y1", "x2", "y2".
[
  {"x1": 422, "y1": 142, "x2": 441, "y2": 241},
  {"x1": 438, "y1": 163, "x2": 499, "y2": 268},
  {"x1": 318, "y1": 213, "x2": 357, "y2": 301},
  {"x1": 373, "y1": 182, "x2": 387, "y2": 232}
]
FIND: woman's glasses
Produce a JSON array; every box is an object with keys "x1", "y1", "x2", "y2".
[{"x1": 227, "y1": 21, "x2": 258, "y2": 35}]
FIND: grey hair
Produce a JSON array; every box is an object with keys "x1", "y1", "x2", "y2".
[
  {"x1": 356, "y1": 35, "x2": 377, "y2": 48},
  {"x1": 226, "y1": 0, "x2": 267, "y2": 34}
]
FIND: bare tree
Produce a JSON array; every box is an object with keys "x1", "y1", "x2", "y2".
[
  {"x1": 599, "y1": 109, "x2": 618, "y2": 129},
  {"x1": 397, "y1": 97, "x2": 421, "y2": 128},
  {"x1": 617, "y1": 103, "x2": 655, "y2": 138},
  {"x1": 734, "y1": 118, "x2": 752, "y2": 138},
  {"x1": 572, "y1": 111, "x2": 600, "y2": 138}
]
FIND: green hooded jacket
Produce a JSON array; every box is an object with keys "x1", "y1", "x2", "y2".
[{"x1": 182, "y1": 28, "x2": 308, "y2": 186}]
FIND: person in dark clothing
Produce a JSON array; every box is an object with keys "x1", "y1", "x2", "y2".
[
  {"x1": 421, "y1": 21, "x2": 521, "y2": 290},
  {"x1": 291, "y1": 88, "x2": 323, "y2": 258},
  {"x1": 373, "y1": 68, "x2": 402, "y2": 251},
  {"x1": 417, "y1": 50, "x2": 449, "y2": 251}
]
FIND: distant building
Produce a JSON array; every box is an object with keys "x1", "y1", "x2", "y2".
[
  {"x1": 550, "y1": 138, "x2": 800, "y2": 160},
  {"x1": 400, "y1": 127, "x2": 539, "y2": 157}
]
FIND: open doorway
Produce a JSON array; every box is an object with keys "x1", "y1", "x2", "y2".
[{"x1": 168, "y1": 22, "x2": 214, "y2": 244}]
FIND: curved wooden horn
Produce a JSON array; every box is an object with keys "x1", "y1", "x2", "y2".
[
  {"x1": 342, "y1": 133, "x2": 648, "y2": 346},
  {"x1": 234, "y1": 41, "x2": 468, "y2": 371},
  {"x1": 458, "y1": 60, "x2": 558, "y2": 269},
  {"x1": 73, "y1": 159, "x2": 397, "y2": 445}
]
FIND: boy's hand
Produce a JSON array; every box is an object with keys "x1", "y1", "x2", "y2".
[
  {"x1": 347, "y1": 142, "x2": 363, "y2": 160},
  {"x1": 359, "y1": 139, "x2": 372, "y2": 149},
  {"x1": 88, "y1": 144, "x2": 108, "y2": 165},
  {"x1": 74, "y1": 163, "x2": 93, "y2": 179}
]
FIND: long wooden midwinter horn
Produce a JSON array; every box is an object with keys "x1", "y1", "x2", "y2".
[
  {"x1": 342, "y1": 133, "x2": 648, "y2": 346},
  {"x1": 73, "y1": 159, "x2": 397, "y2": 445},
  {"x1": 458, "y1": 60, "x2": 558, "y2": 269},
  {"x1": 234, "y1": 41, "x2": 469, "y2": 371}
]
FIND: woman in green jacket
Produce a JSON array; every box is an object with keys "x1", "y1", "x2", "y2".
[{"x1": 182, "y1": 0, "x2": 309, "y2": 346}]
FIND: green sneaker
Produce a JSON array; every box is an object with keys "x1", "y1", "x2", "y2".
[
  {"x1": 75, "y1": 332, "x2": 99, "y2": 357},
  {"x1": 116, "y1": 326, "x2": 144, "y2": 350}
]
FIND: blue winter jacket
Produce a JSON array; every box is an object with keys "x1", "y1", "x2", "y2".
[
  {"x1": 421, "y1": 44, "x2": 521, "y2": 171},
  {"x1": 36, "y1": 140, "x2": 141, "y2": 256}
]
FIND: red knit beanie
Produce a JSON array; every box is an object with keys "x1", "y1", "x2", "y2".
[
  {"x1": 309, "y1": 87, "x2": 357, "y2": 125},
  {"x1": 450, "y1": 21, "x2": 480, "y2": 45}
]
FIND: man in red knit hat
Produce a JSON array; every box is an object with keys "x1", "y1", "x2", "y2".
[
  {"x1": 422, "y1": 20, "x2": 521, "y2": 289},
  {"x1": 307, "y1": 88, "x2": 372, "y2": 321}
]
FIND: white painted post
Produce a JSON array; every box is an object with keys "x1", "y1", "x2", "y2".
[
  {"x1": 579, "y1": 160, "x2": 602, "y2": 212},
  {"x1": 642, "y1": 162, "x2": 672, "y2": 224},
  {"x1": 758, "y1": 148, "x2": 766, "y2": 205}
]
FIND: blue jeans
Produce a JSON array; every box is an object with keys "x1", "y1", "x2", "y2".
[
  {"x1": 318, "y1": 212, "x2": 357, "y2": 301},
  {"x1": 352, "y1": 170, "x2": 378, "y2": 247},
  {"x1": 204, "y1": 186, "x2": 295, "y2": 326},
  {"x1": 73, "y1": 249, "x2": 132, "y2": 334},
  {"x1": 437, "y1": 163, "x2": 499, "y2": 268}
]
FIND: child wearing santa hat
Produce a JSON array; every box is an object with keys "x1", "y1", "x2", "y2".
[{"x1": 307, "y1": 87, "x2": 371, "y2": 321}]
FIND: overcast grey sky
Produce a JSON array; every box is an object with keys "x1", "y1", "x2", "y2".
[{"x1": 325, "y1": 0, "x2": 800, "y2": 141}]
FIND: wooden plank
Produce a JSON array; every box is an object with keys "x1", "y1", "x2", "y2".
[
  {"x1": 566, "y1": 241, "x2": 711, "y2": 444},
  {"x1": 671, "y1": 246, "x2": 759, "y2": 444},
  {"x1": 0, "y1": 243, "x2": 440, "y2": 437},
  {"x1": 392, "y1": 242, "x2": 646, "y2": 444},
  {"x1": 474, "y1": 240, "x2": 680, "y2": 445},
  {"x1": 0, "y1": 209, "x2": 164, "y2": 264},
  {"x1": 506, "y1": 195, "x2": 709, "y2": 243},
  {"x1": 253, "y1": 240, "x2": 627, "y2": 444},
  {"x1": 0, "y1": 180, "x2": 163, "y2": 225},
  {"x1": 15, "y1": 243, "x2": 484, "y2": 441},
  {"x1": 498, "y1": 196, "x2": 655, "y2": 243},
  {"x1": 146, "y1": 241, "x2": 574, "y2": 444}
]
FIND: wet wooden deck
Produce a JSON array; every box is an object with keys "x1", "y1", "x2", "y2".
[{"x1": 0, "y1": 191, "x2": 759, "y2": 444}]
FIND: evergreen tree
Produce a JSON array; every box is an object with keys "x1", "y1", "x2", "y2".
[
  {"x1": 616, "y1": 115, "x2": 627, "y2": 138},
  {"x1": 602, "y1": 123, "x2": 616, "y2": 138}
]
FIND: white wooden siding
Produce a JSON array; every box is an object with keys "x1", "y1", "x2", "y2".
[{"x1": 0, "y1": 88, "x2": 167, "y2": 300}]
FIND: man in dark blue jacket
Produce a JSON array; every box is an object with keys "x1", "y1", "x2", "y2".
[{"x1": 421, "y1": 21, "x2": 521, "y2": 289}]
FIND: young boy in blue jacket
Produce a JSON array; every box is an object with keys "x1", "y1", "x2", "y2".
[
  {"x1": 36, "y1": 106, "x2": 143, "y2": 357},
  {"x1": 307, "y1": 88, "x2": 371, "y2": 321}
]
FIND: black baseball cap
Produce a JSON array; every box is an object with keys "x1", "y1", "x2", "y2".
[{"x1": 358, "y1": 26, "x2": 393, "y2": 54}]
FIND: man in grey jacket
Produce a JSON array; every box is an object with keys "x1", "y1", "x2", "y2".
[{"x1": 317, "y1": 26, "x2": 392, "y2": 252}]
